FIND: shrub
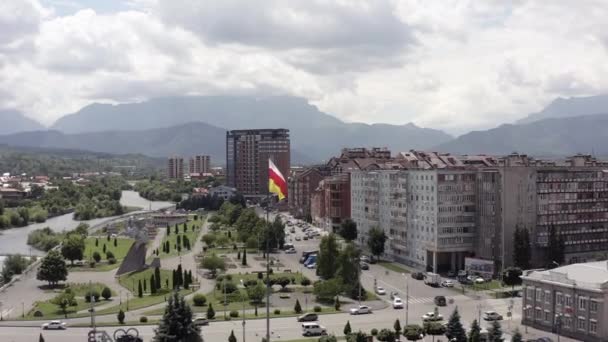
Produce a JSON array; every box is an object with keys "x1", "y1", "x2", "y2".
[
  {"x1": 230, "y1": 310, "x2": 239, "y2": 318},
  {"x1": 106, "y1": 251, "x2": 115, "y2": 259},
  {"x1": 273, "y1": 309, "x2": 281, "y2": 315},
  {"x1": 92, "y1": 290, "x2": 100, "y2": 302},
  {"x1": 371, "y1": 328, "x2": 378, "y2": 336},
  {"x1": 33, "y1": 310, "x2": 43, "y2": 317},
  {"x1": 108, "y1": 257, "x2": 117, "y2": 264},
  {"x1": 225, "y1": 274, "x2": 233, "y2": 281},
  {"x1": 193, "y1": 294, "x2": 207, "y2": 306},
  {"x1": 117, "y1": 309, "x2": 125, "y2": 324},
  {"x1": 314, "y1": 306, "x2": 322, "y2": 312},
  {"x1": 89, "y1": 261, "x2": 96, "y2": 268},
  {"x1": 101, "y1": 287, "x2": 112, "y2": 300},
  {"x1": 92, "y1": 251, "x2": 101, "y2": 263},
  {"x1": 257, "y1": 272, "x2": 264, "y2": 280},
  {"x1": 139, "y1": 316, "x2": 148, "y2": 323}
]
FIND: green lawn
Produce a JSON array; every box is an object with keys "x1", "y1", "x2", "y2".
[
  {"x1": 467, "y1": 280, "x2": 504, "y2": 291},
  {"x1": 377, "y1": 261, "x2": 409, "y2": 274},
  {"x1": 26, "y1": 297, "x2": 110, "y2": 320},
  {"x1": 158, "y1": 216, "x2": 205, "y2": 258},
  {"x1": 118, "y1": 268, "x2": 176, "y2": 295},
  {"x1": 71, "y1": 236, "x2": 135, "y2": 272},
  {"x1": 64, "y1": 283, "x2": 116, "y2": 297}
]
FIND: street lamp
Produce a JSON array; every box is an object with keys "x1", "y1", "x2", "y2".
[
  {"x1": 555, "y1": 313, "x2": 563, "y2": 342},
  {"x1": 240, "y1": 279, "x2": 246, "y2": 342},
  {"x1": 402, "y1": 273, "x2": 409, "y2": 325},
  {"x1": 524, "y1": 305, "x2": 532, "y2": 333}
]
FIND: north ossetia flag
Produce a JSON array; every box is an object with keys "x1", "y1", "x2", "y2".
[{"x1": 268, "y1": 159, "x2": 287, "y2": 201}]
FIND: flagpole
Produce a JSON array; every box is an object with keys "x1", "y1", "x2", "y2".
[{"x1": 266, "y1": 159, "x2": 271, "y2": 342}]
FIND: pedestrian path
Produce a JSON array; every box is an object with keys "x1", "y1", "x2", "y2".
[{"x1": 398, "y1": 294, "x2": 469, "y2": 305}]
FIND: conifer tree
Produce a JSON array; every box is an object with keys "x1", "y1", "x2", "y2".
[
  {"x1": 138, "y1": 279, "x2": 143, "y2": 298},
  {"x1": 468, "y1": 320, "x2": 481, "y2": 342},
  {"x1": 487, "y1": 320, "x2": 503, "y2": 342},
  {"x1": 153, "y1": 292, "x2": 201, "y2": 342},
  {"x1": 241, "y1": 249, "x2": 247, "y2": 266},
  {"x1": 344, "y1": 320, "x2": 352, "y2": 335},
  {"x1": 446, "y1": 307, "x2": 467, "y2": 342},
  {"x1": 151, "y1": 274, "x2": 157, "y2": 295},
  {"x1": 155, "y1": 267, "x2": 161, "y2": 289},
  {"x1": 228, "y1": 330, "x2": 237, "y2": 342}
]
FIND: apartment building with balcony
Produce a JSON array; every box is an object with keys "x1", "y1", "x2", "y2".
[
  {"x1": 522, "y1": 261, "x2": 608, "y2": 341},
  {"x1": 189, "y1": 155, "x2": 211, "y2": 175},
  {"x1": 351, "y1": 151, "x2": 480, "y2": 272},
  {"x1": 311, "y1": 173, "x2": 351, "y2": 232},
  {"x1": 167, "y1": 156, "x2": 184, "y2": 179}
]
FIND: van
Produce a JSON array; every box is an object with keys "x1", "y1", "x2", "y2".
[
  {"x1": 302, "y1": 322, "x2": 327, "y2": 336},
  {"x1": 283, "y1": 243, "x2": 294, "y2": 251},
  {"x1": 300, "y1": 250, "x2": 318, "y2": 263}
]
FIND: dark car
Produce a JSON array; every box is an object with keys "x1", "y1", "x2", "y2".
[
  {"x1": 297, "y1": 313, "x2": 318, "y2": 322},
  {"x1": 458, "y1": 278, "x2": 473, "y2": 285},
  {"x1": 447, "y1": 270, "x2": 456, "y2": 278},
  {"x1": 411, "y1": 272, "x2": 425, "y2": 280},
  {"x1": 434, "y1": 296, "x2": 447, "y2": 306},
  {"x1": 360, "y1": 262, "x2": 369, "y2": 270}
]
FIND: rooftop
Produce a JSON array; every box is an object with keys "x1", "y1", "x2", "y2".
[{"x1": 523, "y1": 260, "x2": 608, "y2": 290}]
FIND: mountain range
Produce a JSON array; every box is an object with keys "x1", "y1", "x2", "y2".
[
  {"x1": 2, "y1": 94, "x2": 608, "y2": 162},
  {"x1": 0, "y1": 110, "x2": 44, "y2": 135}
]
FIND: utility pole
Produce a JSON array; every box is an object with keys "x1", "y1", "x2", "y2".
[
  {"x1": 403, "y1": 273, "x2": 409, "y2": 325},
  {"x1": 265, "y1": 191, "x2": 271, "y2": 342},
  {"x1": 240, "y1": 279, "x2": 246, "y2": 342},
  {"x1": 89, "y1": 281, "x2": 96, "y2": 334}
]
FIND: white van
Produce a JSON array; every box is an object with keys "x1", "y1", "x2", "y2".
[{"x1": 302, "y1": 322, "x2": 327, "y2": 336}]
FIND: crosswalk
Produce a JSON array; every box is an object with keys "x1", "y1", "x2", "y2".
[{"x1": 398, "y1": 294, "x2": 469, "y2": 305}]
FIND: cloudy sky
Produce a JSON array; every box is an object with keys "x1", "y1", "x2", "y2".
[{"x1": 2, "y1": 0, "x2": 608, "y2": 134}]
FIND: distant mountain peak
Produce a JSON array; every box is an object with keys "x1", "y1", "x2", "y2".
[
  {"x1": 517, "y1": 94, "x2": 608, "y2": 124},
  {"x1": 0, "y1": 110, "x2": 44, "y2": 135}
]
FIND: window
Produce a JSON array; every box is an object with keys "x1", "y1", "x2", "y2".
[
  {"x1": 589, "y1": 320, "x2": 597, "y2": 334},
  {"x1": 535, "y1": 309, "x2": 542, "y2": 319},
  {"x1": 545, "y1": 291, "x2": 551, "y2": 304},
  {"x1": 527, "y1": 287, "x2": 534, "y2": 300},
  {"x1": 536, "y1": 288, "x2": 543, "y2": 301},
  {"x1": 544, "y1": 311, "x2": 551, "y2": 322},
  {"x1": 565, "y1": 295, "x2": 572, "y2": 307},
  {"x1": 578, "y1": 317, "x2": 586, "y2": 331},
  {"x1": 556, "y1": 292, "x2": 563, "y2": 306},
  {"x1": 579, "y1": 297, "x2": 587, "y2": 311},
  {"x1": 564, "y1": 316, "x2": 572, "y2": 329},
  {"x1": 589, "y1": 300, "x2": 598, "y2": 313}
]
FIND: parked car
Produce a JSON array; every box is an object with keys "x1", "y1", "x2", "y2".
[
  {"x1": 192, "y1": 317, "x2": 209, "y2": 326},
  {"x1": 302, "y1": 322, "x2": 327, "y2": 336},
  {"x1": 297, "y1": 313, "x2": 318, "y2": 322},
  {"x1": 434, "y1": 296, "x2": 447, "y2": 306},
  {"x1": 422, "y1": 312, "x2": 444, "y2": 322},
  {"x1": 295, "y1": 236, "x2": 301, "y2": 241},
  {"x1": 411, "y1": 272, "x2": 425, "y2": 280},
  {"x1": 447, "y1": 270, "x2": 456, "y2": 278},
  {"x1": 375, "y1": 286, "x2": 386, "y2": 295},
  {"x1": 360, "y1": 255, "x2": 370, "y2": 263},
  {"x1": 360, "y1": 262, "x2": 369, "y2": 270},
  {"x1": 474, "y1": 277, "x2": 485, "y2": 284},
  {"x1": 285, "y1": 248, "x2": 296, "y2": 254},
  {"x1": 306, "y1": 263, "x2": 316, "y2": 269},
  {"x1": 392, "y1": 298, "x2": 404, "y2": 309},
  {"x1": 458, "y1": 278, "x2": 473, "y2": 285},
  {"x1": 41, "y1": 321, "x2": 67, "y2": 330},
  {"x1": 390, "y1": 291, "x2": 400, "y2": 300},
  {"x1": 303, "y1": 236, "x2": 309, "y2": 240},
  {"x1": 441, "y1": 279, "x2": 454, "y2": 288},
  {"x1": 350, "y1": 305, "x2": 372, "y2": 315},
  {"x1": 483, "y1": 311, "x2": 503, "y2": 321}
]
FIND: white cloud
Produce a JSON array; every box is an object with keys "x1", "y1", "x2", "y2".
[{"x1": 1, "y1": 0, "x2": 608, "y2": 135}]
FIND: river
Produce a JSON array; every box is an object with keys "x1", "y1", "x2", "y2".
[{"x1": 0, "y1": 191, "x2": 173, "y2": 257}]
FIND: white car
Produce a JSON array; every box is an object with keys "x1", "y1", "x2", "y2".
[
  {"x1": 42, "y1": 321, "x2": 67, "y2": 330},
  {"x1": 306, "y1": 263, "x2": 316, "y2": 269},
  {"x1": 474, "y1": 277, "x2": 485, "y2": 284},
  {"x1": 422, "y1": 312, "x2": 444, "y2": 322},
  {"x1": 441, "y1": 279, "x2": 454, "y2": 287},
  {"x1": 350, "y1": 305, "x2": 372, "y2": 315},
  {"x1": 392, "y1": 297, "x2": 404, "y2": 309},
  {"x1": 285, "y1": 248, "x2": 297, "y2": 254},
  {"x1": 192, "y1": 317, "x2": 209, "y2": 326},
  {"x1": 483, "y1": 311, "x2": 503, "y2": 321},
  {"x1": 375, "y1": 286, "x2": 386, "y2": 295}
]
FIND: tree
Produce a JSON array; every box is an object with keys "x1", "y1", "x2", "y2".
[
  {"x1": 237, "y1": 250, "x2": 241, "y2": 260},
  {"x1": 114, "y1": 238, "x2": 118, "y2": 247},
  {"x1": 175, "y1": 224, "x2": 178, "y2": 235},
  {"x1": 313, "y1": 278, "x2": 343, "y2": 301},
  {"x1": 95, "y1": 238, "x2": 99, "y2": 247},
  {"x1": 247, "y1": 283, "x2": 266, "y2": 304},
  {"x1": 300, "y1": 277, "x2": 311, "y2": 288},
  {"x1": 511, "y1": 329, "x2": 523, "y2": 342},
  {"x1": 101, "y1": 287, "x2": 112, "y2": 300},
  {"x1": 546, "y1": 225, "x2": 565, "y2": 267},
  {"x1": 37, "y1": 250, "x2": 68, "y2": 287},
  {"x1": 167, "y1": 224, "x2": 170, "y2": 236},
  {"x1": 276, "y1": 276, "x2": 291, "y2": 291},
  {"x1": 403, "y1": 325, "x2": 424, "y2": 341},
  {"x1": 339, "y1": 218, "x2": 358, "y2": 242},
  {"x1": 343, "y1": 321, "x2": 352, "y2": 335},
  {"x1": 487, "y1": 320, "x2": 503, "y2": 342},
  {"x1": 242, "y1": 249, "x2": 247, "y2": 266},
  {"x1": 294, "y1": 299, "x2": 302, "y2": 313},
  {"x1": 117, "y1": 309, "x2": 125, "y2": 324},
  {"x1": 228, "y1": 330, "x2": 237, "y2": 342},
  {"x1": 207, "y1": 302, "x2": 215, "y2": 319},
  {"x1": 153, "y1": 292, "x2": 202, "y2": 342},
  {"x1": 176, "y1": 264, "x2": 184, "y2": 288},
  {"x1": 367, "y1": 227, "x2": 387, "y2": 261},
  {"x1": 512, "y1": 227, "x2": 531, "y2": 270},
  {"x1": 468, "y1": 320, "x2": 481, "y2": 342},
  {"x1": 424, "y1": 322, "x2": 446, "y2": 342},
  {"x1": 52, "y1": 289, "x2": 75, "y2": 318},
  {"x1": 138, "y1": 279, "x2": 143, "y2": 297},
  {"x1": 502, "y1": 267, "x2": 523, "y2": 291},
  {"x1": 155, "y1": 267, "x2": 161, "y2": 289},
  {"x1": 61, "y1": 235, "x2": 85, "y2": 265},
  {"x1": 151, "y1": 275, "x2": 157, "y2": 294},
  {"x1": 201, "y1": 254, "x2": 226, "y2": 277},
  {"x1": 346, "y1": 331, "x2": 368, "y2": 342},
  {"x1": 319, "y1": 336, "x2": 338, "y2": 342},
  {"x1": 377, "y1": 329, "x2": 396, "y2": 342},
  {"x1": 92, "y1": 251, "x2": 101, "y2": 263},
  {"x1": 317, "y1": 233, "x2": 340, "y2": 279},
  {"x1": 446, "y1": 307, "x2": 467, "y2": 342},
  {"x1": 39, "y1": 333, "x2": 45, "y2": 342},
  {"x1": 103, "y1": 244, "x2": 106, "y2": 253},
  {"x1": 336, "y1": 242, "x2": 360, "y2": 294},
  {"x1": 394, "y1": 319, "x2": 402, "y2": 336}
]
